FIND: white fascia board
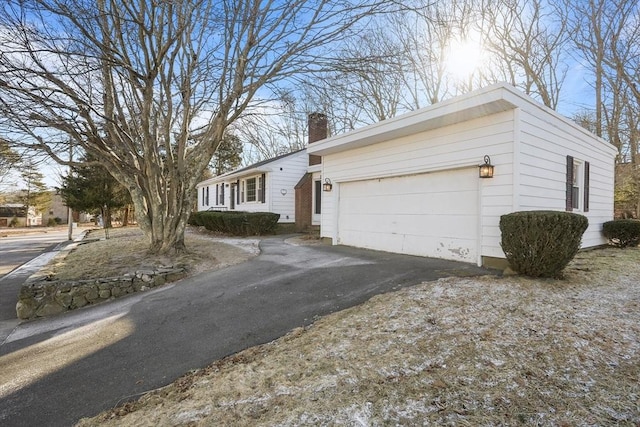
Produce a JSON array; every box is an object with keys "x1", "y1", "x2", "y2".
[
  {"x1": 196, "y1": 167, "x2": 273, "y2": 188},
  {"x1": 307, "y1": 164, "x2": 321, "y2": 173},
  {"x1": 214, "y1": 167, "x2": 273, "y2": 182},
  {"x1": 307, "y1": 83, "x2": 518, "y2": 156}
]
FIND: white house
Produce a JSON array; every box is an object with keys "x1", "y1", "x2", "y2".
[
  {"x1": 307, "y1": 83, "x2": 617, "y2": 268},
  {"x1": 196, "y1": 149, "x2": 309, "y2": 223}
]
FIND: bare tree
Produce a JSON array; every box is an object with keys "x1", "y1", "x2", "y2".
[
  {"x1": 0, "y1": 0, "x2": 384, "y2": 253},
  {"x1": 480, "y1": 0, "x2": 570, "y2": 109},
  {"x1": 234, "y1": 90, "x2": 311, "y2": 164}
]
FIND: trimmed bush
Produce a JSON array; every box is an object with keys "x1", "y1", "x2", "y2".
[
  {"x1": 602, "y1": 219, "x2": 640, "y2": 248},
  {"x1": 500, "y1": 210, "x2": 588, "y2": 278},
  {"x1": 188, "y1": 211, "x2": 280, "y2": 236}
]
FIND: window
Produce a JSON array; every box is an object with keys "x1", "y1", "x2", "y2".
[
  {"x1": 572, "y1": 162, "x2": 580, "y2": 210},
  {"x1": 566, "y1": 156, "x2": 590, "y2": 212},
  {"x1": 246, "y1": 177, "x2": 257, "y2": 202},
  {"x1": 220, "y1": 184, "x2": 225, "y2": 205}
]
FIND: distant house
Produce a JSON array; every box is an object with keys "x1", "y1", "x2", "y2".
[
  {"x1": 0, "y1": 204, "x2": 40, "y2": 227},
  {"x1": 307, "y1": 83, "x2": 616, "y2": 268}
]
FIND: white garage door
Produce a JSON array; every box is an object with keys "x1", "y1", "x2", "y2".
[{"x1": 337, "y1": 168, "x2": 479, "y2": 262}]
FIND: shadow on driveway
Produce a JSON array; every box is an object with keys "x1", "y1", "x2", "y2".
[{"x1": 0, "y1": 236, "x2": 496, "y2": 426}]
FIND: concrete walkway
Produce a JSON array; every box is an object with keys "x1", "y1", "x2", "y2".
[{"x1": 0, "y1": 236, "x2": 494, "y2": 426}]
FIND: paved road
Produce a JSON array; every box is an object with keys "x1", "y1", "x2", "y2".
[
  {"x1": 0, "y1": 228, "x2": 86, "y2": 347},
  {"x1": 0, "y1": 236, "x2": 494, "y2": 426},
  {"x1": 0, "y1": 228, "x2": 74, "y2": 278}
]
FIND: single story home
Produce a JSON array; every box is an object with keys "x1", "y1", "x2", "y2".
[
  {"x1": 196, "y1": 149, "x2": 309, "y2": 223},
  {"x1": 197, "y1": 113, "x2": 328, "y2": 226},
  {"x1": 307, "y1": 83, "x2": 616, "y2": 268}
]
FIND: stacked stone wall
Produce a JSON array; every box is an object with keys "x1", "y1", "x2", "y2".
[{"x1": 17, "y1": 267, "x2": 185, "y2": 319}]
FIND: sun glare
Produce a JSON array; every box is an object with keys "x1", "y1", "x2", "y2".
[{"x1": 444, "y1": 37, "x2": 484, "y2": 82}]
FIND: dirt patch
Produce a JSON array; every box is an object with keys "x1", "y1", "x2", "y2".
[
  {"x1": 76, "y1": 247, "x2": 640, "y2": 426},
  {"x1": 45, "y1": 226, "x2": 258, "y2": 281}
]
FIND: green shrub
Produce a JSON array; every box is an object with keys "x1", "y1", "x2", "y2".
[
  {"x1": 602, "y1": 219, "x2": 640, "y2": 248},
  {"x1": 188, "y1": 212, "x2": 204, "y2": 226},
  {"x1": 500, "y1": 210, "x2": 588, "y2": 278},
  {"x1": 47, "y1": 218, "x2": 58, "y2": 226},
  {"x1": 189, "y1": 211, "x2": 280, "y2": 236}
]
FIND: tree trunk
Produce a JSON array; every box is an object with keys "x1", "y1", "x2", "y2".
[{"x1": 122, "y1": 206, "x2": 129, "y2": 227}]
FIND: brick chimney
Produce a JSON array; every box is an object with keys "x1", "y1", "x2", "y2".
[{"x1": 308, "y1": 112, "x2": 327, "y2": 166}]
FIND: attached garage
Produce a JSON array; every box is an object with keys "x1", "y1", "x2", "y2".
[
  {"x1": 338, "y1": 168, "x2": 479, "y2": 263},
  {"x1": 307, "y1": 83, "x2": 616, "y2": 267}
]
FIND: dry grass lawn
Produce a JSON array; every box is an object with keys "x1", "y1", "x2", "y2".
[
  {"x1": 45, "y1": 226, "x2": 258, "y2": 280},
  {"x1": 75, "y1": 245, "x2": 640, "y2": 426}
]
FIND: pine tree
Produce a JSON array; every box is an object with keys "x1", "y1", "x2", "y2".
[
  {"x1": 210, "y1": 133, "x2": 243, "y2": 176},
  {"x1": 59, "y1": 156, "x2": 131, "y2": 228}
]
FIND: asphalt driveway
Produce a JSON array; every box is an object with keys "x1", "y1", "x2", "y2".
[{"x1": 0, "y1": 235, "x2": 494, "y2": 426}]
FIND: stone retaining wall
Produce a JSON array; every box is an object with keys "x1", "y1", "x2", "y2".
[{"x1": 16, "y1": 267, "x2": 186, "y2": 319}]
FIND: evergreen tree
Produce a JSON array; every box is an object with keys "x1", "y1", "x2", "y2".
[
  {"x1": 59, "y1": 156, "x2": 131, "y2": 228},
  {"x1": 0, "y1": 139, "x2": 21, "y2": 186},
  {"x1": 18, "y1": 161, "x2": 51, "y2": 226},
  {"x1": 210, "y1": 133, "x2": 243, "y2": 176}
]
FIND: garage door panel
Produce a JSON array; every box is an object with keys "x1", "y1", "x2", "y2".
[
  {"x1": 340, "y1": 213, "x2": 477, "y2": 237},
  {"x1": 338, "y1": 168, "x2": 478, "y2": 262}
]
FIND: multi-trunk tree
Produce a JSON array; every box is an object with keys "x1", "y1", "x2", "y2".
[{"x1": 0, "y1": 0, "x2": 385, "y2": 253}]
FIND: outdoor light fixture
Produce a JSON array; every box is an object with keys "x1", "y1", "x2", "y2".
[
  {"x1": 479, "y1": 155, "x2": 494, "y2": 178},
  {"x1": 323, "y1": 178, "x2": 333, "y2": 192},
  {"x1": 280, "y1": 188, "x2": 287, "y2": 196}
]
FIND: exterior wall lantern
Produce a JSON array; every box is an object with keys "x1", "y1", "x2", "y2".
[
  {"x1": 479, "y1": 155, "x2": 494, "y2": 178},
  {"x1": 280, "y1": 188, "x2": 287, "y2": 196},
  {"x1": 323, "y1": 178, "x2": 333, "y2": 192}
]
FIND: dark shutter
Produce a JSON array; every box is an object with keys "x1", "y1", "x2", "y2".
[
  {"x1": 221, "y1": 183, "x2": 225, "y2": 205},
  {"x1": 236, "y1": 180, "x2": 240, "y2": 204},
  {"x1": 206, "y1": 187, "x2": 209, "y2": 206},
  {"x1": 261, "y1": 173, "x2": 266, "y2": 203},
  {"x1": 566, "y1": 155, "x2": 573, "y2": 212},
  {"x1": 215, "y1": 185, "x2": 219, "y2": 206},
  {"x1": 584, "y1": 161, "x2": 590, "y2": 212}
]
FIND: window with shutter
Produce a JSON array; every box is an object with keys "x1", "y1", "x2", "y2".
[{"x1": 566, "y1": 155, "x2": 587, "y2": 212}]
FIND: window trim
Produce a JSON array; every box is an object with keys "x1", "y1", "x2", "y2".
[{"x1": 566, "y1": 156, "x2": 589, "y2": 212}]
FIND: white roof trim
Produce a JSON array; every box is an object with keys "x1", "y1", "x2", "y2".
[{"x1": 307, "y1": 83, "x2": 616, "y2": 156}]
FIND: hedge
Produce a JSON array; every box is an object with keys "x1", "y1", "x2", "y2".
[
  {"x1": 500, "y1": 210, "x2": 588, "y2": 278},
  {"x1": 602, "y1": 219, "x2": 640, "y2": 248},
  {"x1": 188, "y1": 211, "x2": 280, "y2": 236}
]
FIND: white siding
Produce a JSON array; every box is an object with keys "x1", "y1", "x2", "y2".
[
  {"x1": 231, "y1": 151, "x2": 308, "y2": 222},
  {"x1": 315, "y1": 84, "x2": 616, "y2": 265},
  {"x1": 268, "y1": 153, "x2": 308, "y2": 222},
  {"x1": 517, "y1": 108, "x2": 615, "y2": 248},
  {"x1": 321, "y1": 110, "x2": 516, "y2": 264}
]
